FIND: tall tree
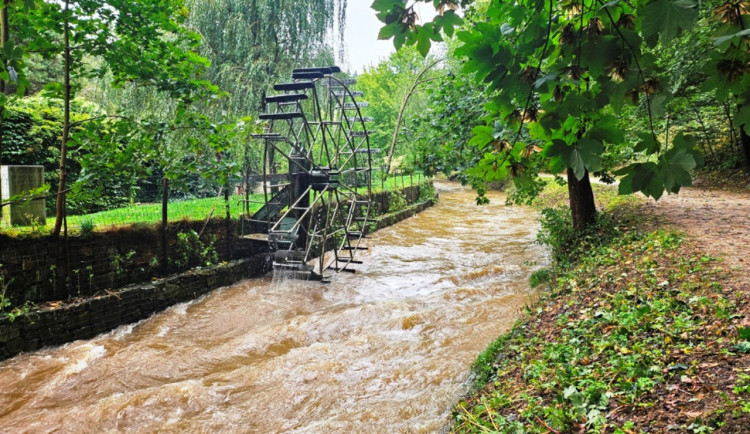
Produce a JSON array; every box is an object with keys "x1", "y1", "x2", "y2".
[
  {"x1": 357, "y1": 47, "x2": 439, "y2": 172},
  {"x1": 24, "y1": 0, "x2": 216, "y2": 236},
  {"x1": 0, "y1": 0, "x2": 31, "y2": 223},
  {"x1": 373, "y1": 0, "x2": 710, "y2": 231},
  {"x1": 185, "y1": 0, "x2": 347, "y2": 116}
]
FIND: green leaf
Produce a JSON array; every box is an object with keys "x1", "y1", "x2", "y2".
[
  {"x1": 660, "y1": 148, "x2": 696, "y2": 192},
  {"x1": 585, "y1": 115, "x2": 624, "y2": 144},
  {"x1": 649, "y1": 94, "x2": 668, "y2": 119},
  {"x1": 438, "y1": 10, "x2": 462, "y2": 31},
  {"x1": 378, "y1": 22, "x2": 401, "y2": 40},
  {"x1": 634, "y1": 132, "x2": 659, "y2": 154},
  {"x1": 469, "y1": 125, "x2": 494, "y2": 148},
  {"x1": 735, "y1": 105, "x2": 750, "y2": 135},
  {"x1": 713, "y1": 29, "x2": 750, "y2": 47},
  {"x1": 371, "y1": 0, "x2": 401, "y2": 13},
  {"x1": 739, "y1": 327, "x2": 750, "y2": 340},
  {"x1": 416, "y1": 28, "x2": 432, "y2": 56},
  {"x1": 617, "y1": 162, "x2": 658, "y2": 197},
  {"x1": 734, "y1": 341, "x2": 750, "y2": 354},
  {"x1": 641, "y1": 0, "x2": 698, "y2": 46},
  {"x1": 672, "y1": 132, "x2": 696, "y2": 150},
  {"x1": 568, "y1": 139, "x2": 603, "y2": 179},
  {"x1": 533, "y1": 72, "x2": 558, "y2": 90}
]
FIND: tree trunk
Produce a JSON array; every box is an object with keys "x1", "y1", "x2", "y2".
[
  {"x1": 224, "y1": 181, "x2": 231, "y2": 260},
  {"x1": 161, "y1": 176, "x2": 168, "y2": 274},
  {"x1": 0, "y1": 1, "x2": 9, "y2": 223},
  {"x1": 738, "y1": 104, "x2": 750, "y2": 173},
  {"x1": 52, "y1": 0, "x2": 71, "y2": 237},
  {"x1": 567, "y1": 169, "x2": 596, "y2": 232},
  {"x1": 385, "y1": 58, "x2": 442, "y2": 174}
]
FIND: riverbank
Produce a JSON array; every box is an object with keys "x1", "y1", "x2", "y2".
[
  {"x1": 0, "y1": 181, "x2": 544, "y2": 432},
  {"x1": 454, "y1": 182, "x2": 750, "y2": 432}
]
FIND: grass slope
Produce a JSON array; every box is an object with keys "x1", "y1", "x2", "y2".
[{"x1": 454, "y1": 184, "x2": 750, "y2": 433}]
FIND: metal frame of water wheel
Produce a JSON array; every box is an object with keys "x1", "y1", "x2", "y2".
[{"x1": 248, "y1": 66, "x2": 378, "y2": 281}]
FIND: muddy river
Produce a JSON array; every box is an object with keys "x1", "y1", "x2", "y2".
[{"x1": 0, "y1": 181, "x2": 548, "y2": 432}]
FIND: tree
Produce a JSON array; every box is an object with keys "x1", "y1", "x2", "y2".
[
  {"x1": 0, "y1": 0, "x2": 32, "y2": 224},
  {"x1": 22, "y1": 0, "x2": 217, "y2": 236},
  {"x1": 408, "y1": 70, "x2": 488, "y2": 180},
  {"x1": 185, "y1": 0, "x2": 346, "y2": 116},
  {"x1": 373, "y1": 0, "x2": 715, "y2": 231},
  {"x1": 701, "y1": 0, "x2": 750, "y2": 171},
  {"x1": 357, "y1": 47, "x2": 438, "y2": 174}
]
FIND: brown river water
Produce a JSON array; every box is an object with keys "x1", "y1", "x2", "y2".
[{"x1": 0, "y1": 181, "x2": 548, "y2": 433}]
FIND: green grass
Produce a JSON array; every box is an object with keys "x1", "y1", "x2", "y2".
[
  {"x1": 525, "y1": 177, "x2": 643, "y2": 212},
  {"x1": 1, "y1": 173, "x2": 427, "y2": 236},
  {"x1": 66, "y1": 194, "x2": 266, "y2": 228},
  {"x1": 370, "y1": 172, "x2": 426, "y2": 193}
]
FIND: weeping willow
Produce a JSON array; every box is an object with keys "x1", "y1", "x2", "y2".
[{"x1": 186, "y1": 0, "x2": 347, "y2": 116}]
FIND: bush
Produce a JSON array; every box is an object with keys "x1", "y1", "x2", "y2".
[
  {"x1": 172, "y1": 230, "x2": 218, "y2": 268},
  {"x1": 418, "y1": 181, "x2": 436, "y2": 203},
  {"x1": 388, "y1": 190, "x2": 407, "y2": 213},
  {"x1": 537, "y1": 207, "x2": 624, "y2": 266}
]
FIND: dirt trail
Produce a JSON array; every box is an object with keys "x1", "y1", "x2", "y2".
[{"x1": 643, "y1": 187, "x2": 750, "y2": 271}]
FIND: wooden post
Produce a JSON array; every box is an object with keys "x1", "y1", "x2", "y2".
[
  {"x1": 225, "y1": 181, "x2": 232, "y2": 260},
  {"x1": 161, "y1": 176, "x2": 168, "y2": 274}
]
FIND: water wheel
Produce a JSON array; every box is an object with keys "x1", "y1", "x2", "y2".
[{"x1": 248, "y1": 66, "x2": 377, "y2": 281}]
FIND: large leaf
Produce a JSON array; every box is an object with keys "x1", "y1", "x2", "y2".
[
  {"x1": 416, "y1": 27, "x2": 432, "y2": 56},
  {"x1": 634, "y1": 132, "x2": 660, "y2": 154},
  {"x1": 660, "y1": 148, "x2": 696, "y2": 193},
  {"x1": 378, "y1": 22, "x2": 402, "y2": 40},
  {"x1": 641, "y1": 0, "x2": 698, "y2": 46},
  {"x1": 735, "y1": 105, "x2": 750, "y2": 135},
  {"x1": 468, "y1": 125, "x2": 494, "y2": 149},
  {"x1": 568, "y1": 139, "x2": 604, "y2": 179},
  {"x1": 585, "y1": 115, "x2": 624, "y2": 144}
]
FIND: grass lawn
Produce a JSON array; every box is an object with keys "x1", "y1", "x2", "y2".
[{"x1": 1, "y1": 174, "x2": 425, "y2": 236}]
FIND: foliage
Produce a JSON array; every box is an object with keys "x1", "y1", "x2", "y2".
[
  {"x1": 1, "y1": 96, "x2": 126, "y2": 214},
  {"x1": 373, "y1": 0, "x2": 750, "y2": 228},
  {"x1": 528, "y1": 267, "x2": 552, "y2": 288},
  {"x1": 79, "y1": 218, "x2": 95, "y2": 237},
  {"x1": 388, "y1": 190, "x2": 408, "y2": 213},
  {"x1": 0, "y1": 265, "x2": 13, "y2": 315},
  {"x1": 456, "y1": 223, "x2": 749, "y2": 431},
  {"x1": 357, "y1": 47, "x2": 438, "y2": 163},
  {"x1": 417, "y1": 180, "x2": 437, "y2": 203},
  {"x1": 407, "y1": 66, "x2": 488, "y2": 181},
  {"x1": 184, "y1": 0, "x2": 345, "y2": 116},
  {"x1": 172, "y1": 229, "x2": 218, "y2": 268},
  {"x1": 538, "y1": 206, "x2": 630, "y2": 267}
]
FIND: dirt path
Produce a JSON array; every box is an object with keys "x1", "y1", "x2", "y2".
[{"x1": 643, "y1": 187, "x2": 750, "y2": 271}]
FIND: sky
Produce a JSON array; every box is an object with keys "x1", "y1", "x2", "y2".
[{"x1": 342, "y1": 1, "x2": 437, "y2": 74}]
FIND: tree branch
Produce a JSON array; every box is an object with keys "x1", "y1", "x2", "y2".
[{"x1": 385, "y1": 57, "x2": 444, "y2": 174}]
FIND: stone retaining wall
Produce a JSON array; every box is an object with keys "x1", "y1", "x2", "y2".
[{"x1": 0, "y1": 254, "x2": 271, "y2": 359}]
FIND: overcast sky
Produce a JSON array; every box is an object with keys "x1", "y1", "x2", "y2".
[{"x1": 342, "y1": 1, "x2": 437, "y2": 74}]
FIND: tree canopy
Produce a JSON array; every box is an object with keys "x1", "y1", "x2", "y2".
[{"x1": 373, "y1": 0, "x2": 750, "y2": 230}]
